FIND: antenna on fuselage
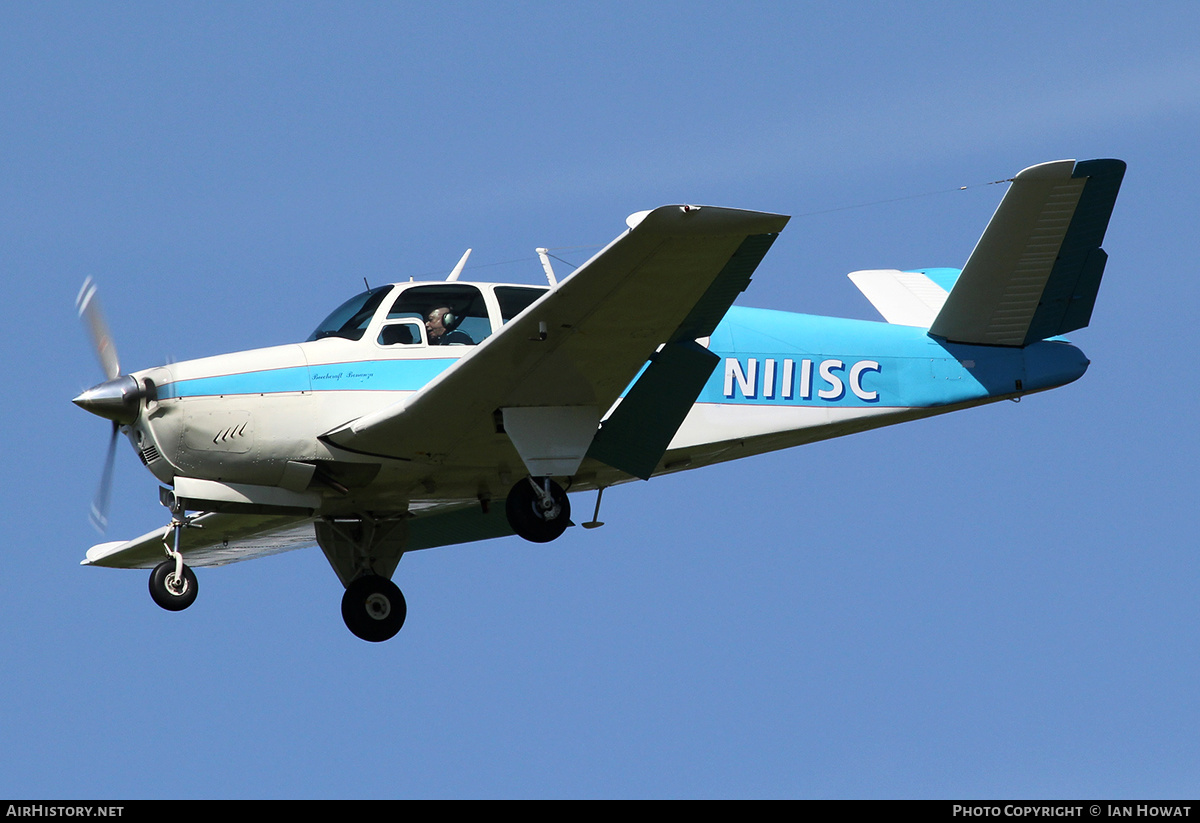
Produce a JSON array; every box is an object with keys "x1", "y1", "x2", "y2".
[
  {"x1": 446, "y1": 249, "x2": 472, "y2": 281},
  {"x1": 536, "y1": 248, "x2": 558, "y2": 287}
]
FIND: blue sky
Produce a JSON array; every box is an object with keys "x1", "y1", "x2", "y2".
[{"x1": 3, "y1": 2, "x2": 1199, "y2": 798}]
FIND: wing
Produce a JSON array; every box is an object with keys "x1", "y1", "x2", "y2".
[
  {"x1": 929, "y1": 158, "x2": 1125, "y2": 346},
  {"x1": 320, "y1": 205, "x2": 789, "y2": 473},
  {"x1": 82, "y1": 511, "x2": 317, "y2": 569}
]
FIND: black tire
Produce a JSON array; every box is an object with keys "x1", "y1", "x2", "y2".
[
  {"x1": 148, "y1": 559, "x2": 198, "y2": 612},
  {"x1": 505, "y1": 476, "x2": 571, "y2": 543},
  {"x1": 341, "y1": 575, "x2": 407, "y2": 642}
]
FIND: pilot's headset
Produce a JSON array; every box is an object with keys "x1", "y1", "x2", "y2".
[{"x1": 440, "y1": 308, "x2": 461, "y2": 331}]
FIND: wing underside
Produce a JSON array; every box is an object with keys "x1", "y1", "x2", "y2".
[{"x1": 83, "y1": 511, "x2": 318, "y2": 569}]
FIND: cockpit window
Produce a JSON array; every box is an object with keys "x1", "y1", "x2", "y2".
[
  {"x1": 306, "y1": 287, "x2": 392, "y2": 342},
  {"x1": 496, "y1": 286, "x2": 548, "y2": 322},
  {"x1": 378, "y1": 320, "x2": 424, "y2": 347},
  {"x1": 387, "y1": 285, "x2": 492, "y2": 346}
]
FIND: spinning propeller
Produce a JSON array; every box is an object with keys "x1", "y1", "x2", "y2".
[{"x1": 74, "y1": 278, "x2": 144, "y2": 532}]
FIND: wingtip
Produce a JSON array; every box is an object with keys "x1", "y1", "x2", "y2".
[
  {"x1": 629, "y1": 204, "x2": 789, "y2": 237},
  {"x1": 1013, "y1": 159, "x2": 1077, "y2": 180},
  {"x1": 83, "y1": 540, "x2": 129, "y2": 566}
]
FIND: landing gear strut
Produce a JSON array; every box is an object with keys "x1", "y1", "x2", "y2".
[
  {"x1": 149, "y1": 498, "x2": 198, "y2": 612},
  {"x1": 506, "y1": 476, "x2": 571, "y2": 543},
  {"x1": 341, "y1": 575, "x2": 407, "y2": 642},
  {"x1": 315, "y1": 516, "x2": 409, "y2": 642}
]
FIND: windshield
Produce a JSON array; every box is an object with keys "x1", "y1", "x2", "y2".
[{"x1": 307, "y1": 286, "x2": 392, "y2": 342}]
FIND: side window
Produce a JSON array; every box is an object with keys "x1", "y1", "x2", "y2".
[
  {"x1": 387, "y1": 285, "x2": 492, "y2": 346},
  {"x1": 377, "y1": 319, "x2": 426, "y2": 347},
  {"x1": 496, "y1": 286, "x2": 548, "y2": 322}
]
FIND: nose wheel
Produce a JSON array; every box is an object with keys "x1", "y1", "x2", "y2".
[
  {"x1": 505, "y1": 476, "x2": 571, "y2": 543},
  {"x1": 341, "y1": 575, "x2": 407, "y2": 642}
]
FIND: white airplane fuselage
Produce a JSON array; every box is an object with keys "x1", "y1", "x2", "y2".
[{"x1": 115, "y1": 279, "x2": 1089, "y2": 519}]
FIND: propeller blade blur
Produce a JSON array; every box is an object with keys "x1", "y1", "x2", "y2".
[
  {"x1": 90, "y1": 422, "x2": 119, "y2": 533},
  {"x1": 76, "y1": 277, "x2": 120, "y2": 381}
]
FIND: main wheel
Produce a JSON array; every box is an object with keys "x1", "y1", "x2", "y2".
[
  {"x1": 341, "y1": 575, "x2": 407, "y2": 642},
  {"x1": 148, "y1": 559, "x2": 198, "y2": 612},
  {"x1": 506, "y1": 476, "x2": 571, "y2": 543}
]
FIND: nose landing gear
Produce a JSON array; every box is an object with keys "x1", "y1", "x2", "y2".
[
  {"x1": 315, "y1": 516, "x2": 409, "y2": 642},
  {"x1": 341, "y1": 574, "x2": 408, "y2": 642}
]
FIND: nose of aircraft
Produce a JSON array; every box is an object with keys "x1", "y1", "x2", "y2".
[{"x1": 73, "y1": 375, "x2": 143, "y2": 424}]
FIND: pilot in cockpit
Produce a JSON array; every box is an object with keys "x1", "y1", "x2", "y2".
[{"x1": 425, "y1": 307, "x2": 474, "y2": 345}]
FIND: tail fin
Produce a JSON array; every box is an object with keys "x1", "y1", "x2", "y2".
[{"x1": 929, "y1": 158, "x2": 1125, "y2": 346}]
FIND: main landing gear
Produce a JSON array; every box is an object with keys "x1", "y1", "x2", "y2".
[
  {"x1": 149, "y1": 503, "x2": 199, "y2": 612},
  {"x1": 149, "y1": 557, "x2": 198, "y2": 611},
  {"x1": 506, "y1": 476, "x2": 571, "y2": 543}
]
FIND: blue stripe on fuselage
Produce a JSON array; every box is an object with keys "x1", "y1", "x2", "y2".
[{"x1": 158, "y1": 358, "x2": 457, "y2": 399}]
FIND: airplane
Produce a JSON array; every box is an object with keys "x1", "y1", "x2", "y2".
[{"x1": 72, "y1": 158, "x2": 1125, "y2": 642}]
